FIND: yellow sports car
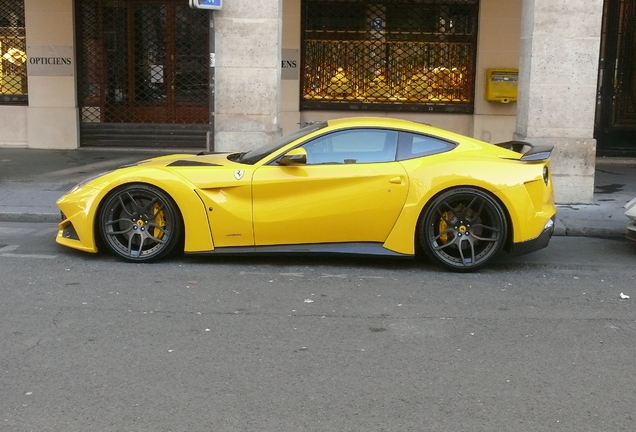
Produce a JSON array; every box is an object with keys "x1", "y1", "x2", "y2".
[{"x1": 56, "y1": 117, "x2": 556, "y2": 271}]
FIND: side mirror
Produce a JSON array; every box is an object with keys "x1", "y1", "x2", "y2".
[{"x1": 279, "y1": 147, "x2": 307, "y2": 166}]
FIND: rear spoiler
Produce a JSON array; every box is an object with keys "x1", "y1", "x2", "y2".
[{"x1": 495, "y1": 140, "x2": 554, "y2": 162}]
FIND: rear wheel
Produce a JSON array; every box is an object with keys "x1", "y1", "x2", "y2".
[
  {"x1": 98, "y1": 184, "x2": 182, "y2": 262},
  {"x1": 419, "y1": 188, "x2": 507, "y2": 272}
]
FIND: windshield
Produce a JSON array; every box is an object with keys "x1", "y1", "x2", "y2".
[{"x1": 238, "y1": 121, "x2": 327, "y2": 164}]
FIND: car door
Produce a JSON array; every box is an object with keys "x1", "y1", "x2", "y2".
[{"x1": 251, "y1": 128, "x2": 409, "y2": 246}]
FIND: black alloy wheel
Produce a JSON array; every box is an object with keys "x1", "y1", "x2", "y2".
[
  {"x1": 419, "y1": 188, "x2": 508, "y2": 272},
  {"x1": 98, "y1": 184, "x2": 183, "y2": 262}
]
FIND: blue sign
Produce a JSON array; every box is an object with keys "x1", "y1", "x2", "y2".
[{"x1": 190, "y1": 0, "x2": 223, "y2": 10}]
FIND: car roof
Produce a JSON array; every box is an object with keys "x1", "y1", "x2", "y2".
[
  {"x1": 323, "y1": 116, "x2": 520, "y2": 160},
  {"x1": 325, "y1": 116, "x2": 463, "y2": 143},
  {"x1": 326, "y1": 116, "x2": 421, "y2": 129}
]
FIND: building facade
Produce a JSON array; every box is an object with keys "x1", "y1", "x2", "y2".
[{"x1": 0, "y1": 0, "x2": 631, "y2": 204}]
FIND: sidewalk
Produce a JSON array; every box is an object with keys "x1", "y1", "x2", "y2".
[
  {"x1": 0, "y1": 148, "x2": 170, "y2": 223},
  {"x1": 0, "y1": 148, "x2": 634, "y2": 237}
]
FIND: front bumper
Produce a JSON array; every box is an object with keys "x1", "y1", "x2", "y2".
[
  {"x1": 509, "y1": 215, "x2": 555, "y2": 256},
  {"x1": 56, "y1": 189, "x2": 101, "y2": 254}
]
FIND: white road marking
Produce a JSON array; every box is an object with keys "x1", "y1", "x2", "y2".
[
  {"x1": 34, "y1": 228, "x2": 59, "y2": 237},
  {"x1": 0, "y1": 252, "x2": 57, "y2": 259},
  {"x1": 0, "y1": 227, "x2": 36, "y2": 236},
  {"x1": 0, "y1": 244, "x2": 56, "y2": 259}
]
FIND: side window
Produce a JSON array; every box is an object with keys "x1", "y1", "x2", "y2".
[
  {"x1": 302, "y1": 129, "x2": 398, "y2": 164},
  {"x1": 397, "y1": 132, "x2": 456, "y2": 161}
]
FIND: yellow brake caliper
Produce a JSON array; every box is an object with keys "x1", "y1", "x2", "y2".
[
  {"x1": 152, "y1": 203, "x2": 166, "y2": 239},
  {"x1": 439, "y1": 211, "x2": 450, "y2": 243}
]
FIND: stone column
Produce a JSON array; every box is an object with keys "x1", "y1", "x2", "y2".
[
  {"x1": 515, "y1": 0, "x2": 603, "y2": 204},
  {"x1": 213, "y1": 0, "x2": 282, "y2": 152},
  {"x1": 24, "y1": 0, "x2": 79, "y2": 149}
]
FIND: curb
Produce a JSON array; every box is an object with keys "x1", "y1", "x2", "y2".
[
  {"x1": 557, "y1": 227, "x2": 626, "y2": 238},
  {"x1": 0, "y1": 212, "x2": 60, "y2": 224}
]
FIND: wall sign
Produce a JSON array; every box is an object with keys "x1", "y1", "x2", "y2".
[
  {"x1": 27, "y1": 46, "x2": 74, "y2": 77},
  {"x1": 282, "y1": 49, "x2": 299, "y2": 80},
  {"x1": 190, "y1": 0, "x2": 223, "y2": 10}
]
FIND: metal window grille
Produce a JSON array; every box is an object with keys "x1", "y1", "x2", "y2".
[
  {"x1": 77, "y1": 0, "x2": 209, "y2": 124},
  {"x1": 301, "y1": 0, "x2": 479, "y2": 113},
  {"x1": 0, "y1": 0, "x2": 27, "y2": 104},
  {"x1": 614, "y1": 0, "x2": 636, "y2": 126}
]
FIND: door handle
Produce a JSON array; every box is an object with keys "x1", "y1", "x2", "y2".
[{"x1": 389, "y1": 176, "x2": 403, "y2": 184}]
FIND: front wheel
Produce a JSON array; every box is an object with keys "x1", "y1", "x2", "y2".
[
  {"x1": 419, "y1": 188, "x2": 508, "y2": 272},
  {"x1": 98, "y1": 184, "x2": 183, "y2": 262}
]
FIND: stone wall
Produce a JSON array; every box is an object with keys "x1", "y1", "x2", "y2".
[
  {"x1": 515, "y1": 0, "x2": 603, "y2": 204},
  {"x1": 24, "y1": 0, "x2": 78, "y2": 150},
  {"x1": 213, "y1": 0, "x2": 283, "y2": 151}
]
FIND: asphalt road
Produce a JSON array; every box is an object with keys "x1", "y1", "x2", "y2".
[{"x1": 1, "y1": 222, "x2": 635, "y2": 432}]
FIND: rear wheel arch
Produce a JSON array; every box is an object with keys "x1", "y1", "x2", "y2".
[
  {"x1": 416, "y1": 186, "x2": 513, "y2": 243},
  {"x1": 415, "y1": 186, "x2": 513, "y2": 271}
]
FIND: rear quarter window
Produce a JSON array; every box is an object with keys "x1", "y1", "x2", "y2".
[{"x1": 397, "y1": 132, "x2": 456, "y2": 161}]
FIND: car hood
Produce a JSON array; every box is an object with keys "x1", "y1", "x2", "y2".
[
  {"x1": 135, "y1": 152, "x2": 237, "y2": 169},
  {"x1": 127, "y1": 152, "x2": 255, "y2": 190}
]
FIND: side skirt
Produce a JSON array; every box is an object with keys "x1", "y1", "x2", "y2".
[{"x1": 187, "y1": 242, "x2": 411, "y2": 257}]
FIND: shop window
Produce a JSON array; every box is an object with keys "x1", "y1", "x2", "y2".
[
  {"x1": 301, "y1": 0, "x2": 478, "y2": 113},
  {"x1": 76, "y1": 0, "x2": 209, "y2": 124},
  {"x1": 0, "y1": 0, "x2": 27, "y2": 104}
]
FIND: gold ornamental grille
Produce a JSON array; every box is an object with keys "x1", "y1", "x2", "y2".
[
  {"x1": 301, "y1": 0, "x2": 478, "y2": 113},
  {"x1": 77, "y1": 0, "x2": 209, "y2": 124},
  {"x1": 0, "y1": 0, "x2": 27, "y2": 103}
]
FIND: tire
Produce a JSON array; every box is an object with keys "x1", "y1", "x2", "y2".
[
  {"x1": 98, "y1": 184, "x2": 183, "y2": 262},
  {"x1": 419, "y1": 188, "x2": 508, "y2": 272}
]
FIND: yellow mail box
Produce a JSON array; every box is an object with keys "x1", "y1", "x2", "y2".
[{"x1": 486, "y1": 68, "x2": 518, "y2": 103}]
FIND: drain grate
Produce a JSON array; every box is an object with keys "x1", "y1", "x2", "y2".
[{"x1": 45, "y1": 182, "x2": 78, "y2": 192}]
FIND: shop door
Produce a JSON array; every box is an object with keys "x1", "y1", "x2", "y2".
[
  {"x1": 595, "y1": 0, "x2": 636, "y2": 156},
  {"x1": 77, "y1": 0, "x2": 209, "y2": 130},
  {"x1": 126, "y1": 1, "x2": 208, "y2": 123}
]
